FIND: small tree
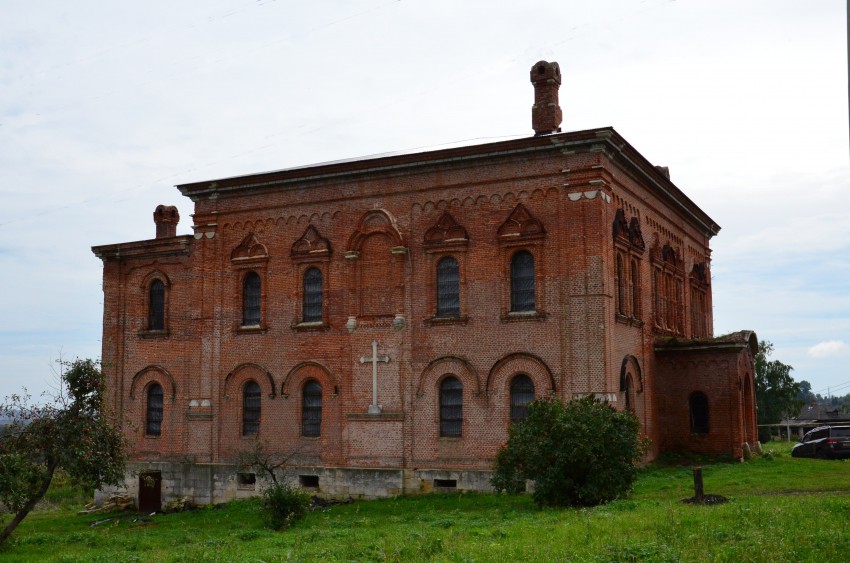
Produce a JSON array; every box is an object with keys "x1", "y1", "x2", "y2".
[
  {"x1": 0, "y1": 359, "x2": 126, "y2": 543},
  {"x1": 492, "y1": 395, "x2": 650, "y2": 507},
  {"x1": 238, "y1": 440, "x2": 310, "y2": 530}
]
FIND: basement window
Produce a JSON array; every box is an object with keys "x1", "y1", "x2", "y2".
[
  {"x1": 299, "y1": 475, "x2": 319, "y2": 489},
  {"x1": 237, "y1": 473, "x2": 256, "y2": 490},
  {"x1": 434, "y1": 479, "x2": 457, "y2": 490}
]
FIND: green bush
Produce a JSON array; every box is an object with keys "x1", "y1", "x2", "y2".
[
  {"x1": 491, "y1": 395, "x2": 651, "y2": 507},
  {"x1": 260, "y1": 481, "x2": 312, "y2": 530}
]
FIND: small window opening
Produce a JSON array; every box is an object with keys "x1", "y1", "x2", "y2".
[
  {"x1": 299, "y1": 475, "x2": 319, "y2": 488},
  {"x1": 237, "y1": 473, "x2": 256, "y2": 489},
  {"x1": 537, "y1": 65, "x2": 545, "y2": 75},
  {"x1": 434, "y1": 479, "x2": 457, "y2": 489}
]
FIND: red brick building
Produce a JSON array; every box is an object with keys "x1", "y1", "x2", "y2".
[{"x1": 92, "y1": 61, "x2": 758, "y2": 508}]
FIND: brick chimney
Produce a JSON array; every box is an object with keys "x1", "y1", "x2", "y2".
[
  {"x1": 153, "y1": 205, "x2": 179, "y2": 238},
  {"x1": 530, "y1": 60, "x2": 562, "y2": 135}
]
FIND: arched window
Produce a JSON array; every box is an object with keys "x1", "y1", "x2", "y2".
[
  {"x1": 146, "y1": 383, "x2": 163, "y2": 436},
  {"x1": 510, "y1": 251, "x2": 535, "y2": 312},
  {"x1": 616, "y1": 254, "x2": 625, "y2": 315},
  {"x1": 242, "y1": 381, "x2": 261, "y2": 436},
  {"x1": 303, "y1": 268, "x2": 323, "y2": 323},
  {"x1": 624, "y1": 374, "x2": 635, "y2": 413},
  {"x1": 689, "y1": 391, "x2": 709, "y2": 434},
  {"x1": 439, "y1": 377, "x2": 463, "y2": 437},
  {"x1": 242, "y1": 272, "x2": 261, "y2": 326},
  {"x1": 302, "y1": 380, "x2": 322, "y2": 437},
  {"x1": 631, "y1": 258, "x2": 640, "y2": 319},
  {"x1": 148, "y1": 279, "x2": 165, "y2": 330},
  {"x1": 510, "y1": 374, "x2": 535, "y2": 423},
  {"x1": 436, "y1": 256, "x2": 460, "y2": 317}
]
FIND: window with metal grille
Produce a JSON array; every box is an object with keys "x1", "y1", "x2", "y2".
[
  {"x1": 146, "y1": 383, "x2": 163, "y2": 436},
  {"x1": 689, "y1": 391, "x2": 709, "y2": 434},
  {"x1": 148, "y1": 280, "x2": 165, "y2": 330},
  {"x1": 510, "y1": 374, "x2": 535, "y2": 423},
  {"x1": 510, "y1": 251, "x2": 535, "y2": 312},
  {"x1": 436, "y1": 256, "x2": 460, "y2": 317},
  {"x1": 243, "y1": 381, "x2": 261, "y2": 436},
  {"x1": 302, "y1": 268, "x2": 323, "y2": 323},
  {"x1": 243, "y1": 272, "x2": 261, "y2": 326},
  {"x1": 439, "y1": 377, "x2": 463, "y2": 437},
  {"x1": 302, "y1": 380, "x2": 322, "y2": 437}
]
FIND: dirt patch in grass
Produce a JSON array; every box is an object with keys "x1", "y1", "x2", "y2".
[{"x1": 682, "y1": 494, "x2": 729, "y2": 505}]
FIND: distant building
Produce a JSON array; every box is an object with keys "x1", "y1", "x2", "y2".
[{"x1": 92, "y1": 61, "x2": 758, "y2": 509}]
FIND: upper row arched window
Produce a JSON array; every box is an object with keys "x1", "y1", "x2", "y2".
[
  {"x1": 510, "y1": 250, "x2": 535, "y2": 312},
  {"x1": 302, "y1": 268, "x2": 323, "y2": 323},
  {"x1": 148, "y1": 280, "x2": 165, "y2": 331},
  {"x1": 242, "y1": 273, "x2": 261, "y2": 327},
  {"x1": 436, "y1": 257, "x2": 460, "y2": 317}
]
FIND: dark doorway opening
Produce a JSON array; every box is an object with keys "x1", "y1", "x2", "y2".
[{"x1": 138, "y1": 471, "x2": 162, "y2": 513}]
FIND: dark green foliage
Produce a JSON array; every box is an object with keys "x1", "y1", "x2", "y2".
[
  {"x1": 0, "y1": 359, "x2": 126, "y2": 543},
  {"x1": 260, "y1": 481, "x2": 311, "y2": 530},
  {"x1": 755, "y1": 341, "x2": 799, "y2": 425},
  {"x1": 492, "y1": 395, "x2": 650, "y2": 507}
]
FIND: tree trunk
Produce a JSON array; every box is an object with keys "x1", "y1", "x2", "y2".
[{"x1": 0, "y1": 458, "x2": 57, "y2": 544}]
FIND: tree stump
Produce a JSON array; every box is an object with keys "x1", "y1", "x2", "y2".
[{"x1": 693, "y1": 467, "x2": 704, "y2": 502}]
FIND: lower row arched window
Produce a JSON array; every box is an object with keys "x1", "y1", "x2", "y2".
[
  {"x1": 510, "y1": 374, "x2": 535, "y2": 422},
  {"x1": 689, "y1": 391, "x2": 709, "y2": 434},
  {"x1": 301, "y1": 380, "x2": 322, "y2": 437},
  {"x1": 440, "y1": 377, "x2": 463, "y2": 437},
  {"x1": 242, "y1": 381, "x2": 261, "y2": 436},
  {"x1": 146, "y1": 383, "x2": 163, "y2": 436}
]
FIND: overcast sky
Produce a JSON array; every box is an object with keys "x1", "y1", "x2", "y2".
[{"x1": 1, "y1": 0, "x2": 847, "y2": 402}]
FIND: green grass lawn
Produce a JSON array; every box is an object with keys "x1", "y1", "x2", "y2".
[{"x1": 3, "y1": 441, "x2": 850, "y2": 562}]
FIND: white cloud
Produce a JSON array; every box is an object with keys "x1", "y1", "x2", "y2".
[{"x1": 808, "y1": 341, "x2": 850, "y2": 359}]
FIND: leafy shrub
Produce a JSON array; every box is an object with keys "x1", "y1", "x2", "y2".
[
  {"x1": 491, "y1": 395, "x2": 651, "y2": 507},
  {"x1": 260, "y1": 481, "x2": 311, "y2": 530}
]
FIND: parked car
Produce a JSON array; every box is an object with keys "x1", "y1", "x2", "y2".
[{"x1": 791, "y1": 425, "x2": 850, "y2": 459}]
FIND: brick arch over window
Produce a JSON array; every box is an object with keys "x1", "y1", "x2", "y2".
[
  {"x1": 230, "y1": 232, "x2": 269, "y2": 261},
  {"x1": 346, "y1": 209, "x2": 405, "y2": 252},
  {"x1": 281, "y1": 361, "x2": 338, "y2": 398},
  {"x1": 129, "y1": 365, "x2": 176, "y2": 401},
  {"x1": 486, "y1": 352, "x2": 555, "y2": 398},
  {"x1": 223, "y1": 362, "x2": 276, "y2": 400},
  {"x1": 416, "y1": 356, "x2": 481, "y2": 398},
  {"x1": 619, "y1": 355, "x2": 644, "y2": 394}
]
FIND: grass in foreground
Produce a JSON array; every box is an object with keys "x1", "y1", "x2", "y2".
[{"x1": 3, "y1": 441, "x2": 850, "y2": 562}]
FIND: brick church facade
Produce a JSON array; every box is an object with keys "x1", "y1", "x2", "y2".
[{"x1": 92, "y1": 61, "x2": 758, "y2": 508}]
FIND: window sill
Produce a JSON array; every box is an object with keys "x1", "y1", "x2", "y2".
[
  {"x1": 235, "y1": 325, "x2": 267, "y2": 334},
  {"x1": 615, "y1": 313, "x2": 644, "y2": 328},
  {"x1": 138, "y1": 329, "x2": 169, "y2": 339},
  {"x1": 291, "y1": 321, "x2": 330, "y2": 332},
  {"x1": 439, "y1": 436, "x2": 463, "y2": 441},
  {"x1": 500, "y1": 310, "x2": 547, "y2": 323},
  {"x1": 424, "y1": 315, "x2": 469, "y2": 327}
]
